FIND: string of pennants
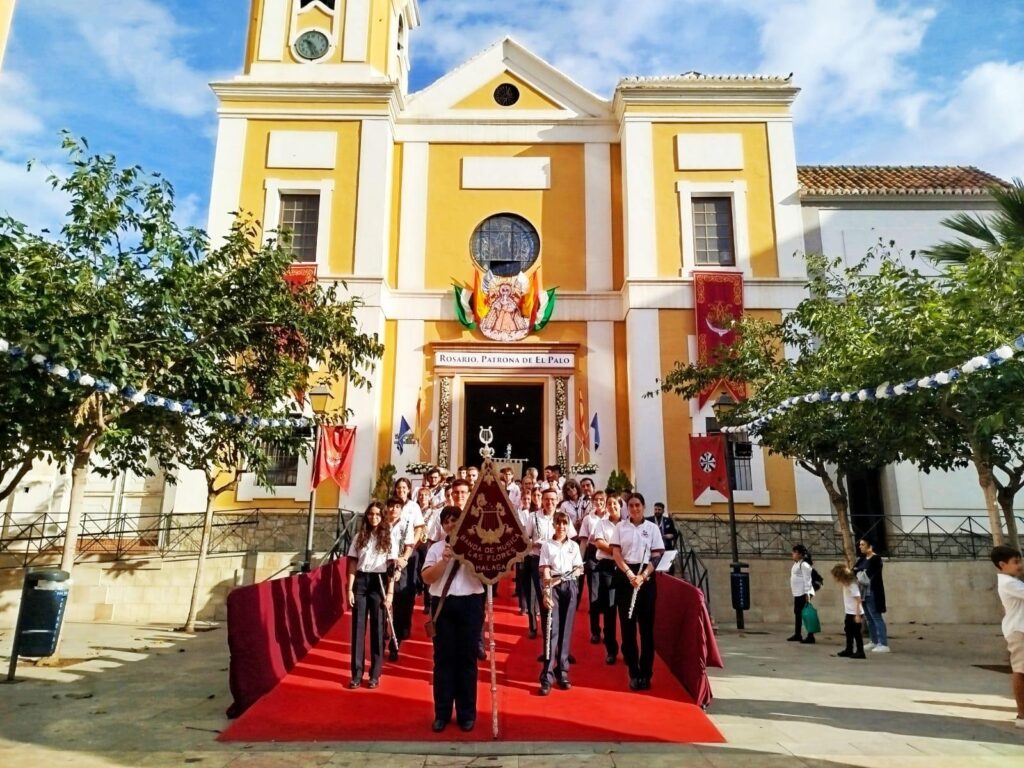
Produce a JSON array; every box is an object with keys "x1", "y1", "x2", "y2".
[
  {"x1": 721, "y1": 333, "x2": 1024, "y2": 436},
  {"x1": 0, "y1": 337, "x2": 312, "y2": 430}
]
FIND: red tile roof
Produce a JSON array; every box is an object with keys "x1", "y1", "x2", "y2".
[{"x1": 797, "y1": 166, "x2": 1008, "y2": 197}]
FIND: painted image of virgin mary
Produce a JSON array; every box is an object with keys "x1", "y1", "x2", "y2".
[{"x1": 480, "y1": 282, "x2": 529, "y2": 339}]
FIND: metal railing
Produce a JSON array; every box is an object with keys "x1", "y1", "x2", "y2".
[
  {"x1": 677, "y1": 547, "x2": 711, "y2": 606},
  {"x1": 672, "y1": 512, "x2": 1023, "y2": 560},
  {"x1": 0, "y1": 508, "x2": 358, "y2": 569}
]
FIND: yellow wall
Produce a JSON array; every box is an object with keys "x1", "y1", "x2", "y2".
[
  {"x1": 238, "y1": 120, "x2": 361, "y2": 275},
  {"x1": 609, "y1": 145, "x2": 624, "y2": 290},
  {"x1": 454, "y1": 71, "x2": 562, "y2": 110},
  {"x1": 375, "y1": 319, "x2": 400, "y2": 469},
  {"x1": 651, "y1": 122, "x2": 778, "y2": 279},
  {"x1": 422, "y1": 144, "x2": 587, "y2": 291},
  {"x1": 656, "y1": 307, "x2": 797, "y2": 514},
  {"x1": 613, "y1": 321, "x2": 631, "y2": 472}
]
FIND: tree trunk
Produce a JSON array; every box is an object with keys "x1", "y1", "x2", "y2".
[
  {"x1": 59, "y1": 451, "x2": 91, "y2": 575},
  {"x1": 183, "y1": 490, "x2": 217, "y2": 633},
  {"x1": 818, "y1": 468, "x2": 856, "y2": 564},
  {"x1": 972, "y1": 456, "x2": 1005, "y2": 546},
  {"x1": 0, "y1": 456, "x2": 34, "y2": 503},
  {"x1": 996, "y1": 487, "x2": 1020, "y2": 551}
]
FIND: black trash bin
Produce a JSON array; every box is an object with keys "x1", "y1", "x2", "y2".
[
  {"x1": 7, "y1": 568, "x2": 70, "y2": 680},
  {"x1": 730, "y1": 569, "x2": 750, "y2": 611}
]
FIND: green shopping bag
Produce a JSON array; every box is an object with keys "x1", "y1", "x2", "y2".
[{"x1": 802, "y1": 601, "x2": 821, "y2": 634}]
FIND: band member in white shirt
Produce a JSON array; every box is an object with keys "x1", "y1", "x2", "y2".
[
  {"x1": 610, "y1": 492, "x2": 665, "y2": 691},
  {"x1": 577, "y1": 489, "x2": 608, "y2": 642},
  {"x1": 558, "y1": 479, "x2": 586, "y2": 529},
  {"x1": 539, "y1": 510, "x2": 583, "y2": 695},
  {"x1": 589, "y1": 492, "x2": 622, "y2": 664},
  {"x1": 514, "y1": 475, "x2": 537, "y2": 615},
  {"x1": 384, "y1": 497, "x2": 418, "y2": 657},
  {"x1": 524, "y1": 488, "x2": 577, "y2": 642},
  {"x1": 421, "y1": 466, "x2": 446, "y2": 513},
  {"x1": 346, "y1": 501, "x2": 393, "y2": 689},
  {"x1": 501, "y1": 466, "x2": 522, "y2": 509},
  {"x1": 421, "y1": 506, "x2": 484, "y2": 733}
]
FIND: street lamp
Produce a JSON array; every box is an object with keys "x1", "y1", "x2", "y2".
[
  {"x1": 302, "y1": 383, "x2": 334, "y2": 573},
  {"x1": 712, "y1": 391, "x2": 748, "y2": 630}
]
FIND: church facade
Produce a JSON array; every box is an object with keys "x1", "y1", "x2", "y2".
[{"x1": 184, "y1": 0, "x2": 999, "y2": 525}]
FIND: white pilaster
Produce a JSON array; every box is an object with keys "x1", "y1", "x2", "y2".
[
  {"x1": 257, "y1": 0, "x2": 288, "y2": 61},
  {"x1": 586, "y1": 321, "x2": 618, "y2": 480},
  {"x1": 584, "y1": 143, "x2": 613, "y2": 291},
  {"x1": 625, "y1": 309, "x2": 666, "y2": 502},
  {"x1": 353, "y1": 118, "x2": 395, "y2": 277},
  {"x1": 621, "y1": 121, "x2": 658, "y2": 279},
  {"x1": 206, "y1": 117, "x2": 248, "y2": 246},
  {"x1": 396, "y1": 142, "x2": 429, "y2": 290},
  {"x1": 345, "y1": 305, "x2": 387, "y2": 509},
  {"x1": 766, "y1": 120, "x2": 807, "y2": 278},
  {"x1": 342, "y1": 0, "x2": 371, "y2": 63},
  {"x1": 390, "y1": 319, "x2": 426, "y2": 473}
]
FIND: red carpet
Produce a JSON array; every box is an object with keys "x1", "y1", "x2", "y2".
[{"x1": 219, "y1": 593, "x2": 724, "y2": 743}]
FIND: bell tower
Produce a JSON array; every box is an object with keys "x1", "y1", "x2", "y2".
[{"x1": 243, "y1": 0, "x2": 419, "y2": 91}]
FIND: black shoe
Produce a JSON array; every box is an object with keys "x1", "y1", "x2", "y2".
[
  {"x1": 431, "y1": 718, "x2": 448, "y2": 733},
  {"x1": 629, "y1": 677, "x2": 641, "y2": 691},
  {"x1": 367, "y1": 678, "x2": 379, "y2": 689},
  {"x1": 590, "y1": 634, "x2": 601, "y2": 644},
  {"x1": 528, "y1": 628, "x2": 537, "y2": 639},
  {"x1": 558, "y1": 674, "x2": 571, "y2": 690},
  {"x1": 640, "y1": 677, "x2": 651, "y2": 690},
  {"x1": 851, "y1": 651, "x2": 867, "y2": 659},
  {"x1": 458, "y1": 719, "x2": 475, "y2": 732},
  {"x1": 537, "y1": 653, "x2": 546, "y2": 662},
  {"x1": 837, "y1": 649, "x2": 853, "y2": 658},
  {"x1": 786, "y1": 634, "x2": 802, "y2": 642},
  {"x1": 348, "y1": 679, "x2": 361, "y2": 689},
  {"x1": 801, "y1": 635, "x2": 816, "y2": 644},
  {"x1": 477, "y1": 648, "x2": 487, "y2": 661},
  {"x1": 388, "y1": 648, "x2": 399, "y2": 662},
  {"x1": 539, "y1": 682, "x2": 551, "y2": 696},
  {"x1": 605, "y1": 654, "x2": 616, "y2": 665},
  {"x1": 568, "y1": 654, "x2": 577, "y2": 664}
]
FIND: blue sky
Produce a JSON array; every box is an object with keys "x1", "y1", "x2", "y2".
[{"x1": 2, "y1": 0, "x2": 1022, "y2": 234}]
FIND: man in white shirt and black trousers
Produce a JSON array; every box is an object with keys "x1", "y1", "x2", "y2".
[
  {"x1": 524, "y1": 487, "x2": 578, "y2": 644},
  {"x1": 610, "y1": 492, "x2": 665, "y2": 691}
]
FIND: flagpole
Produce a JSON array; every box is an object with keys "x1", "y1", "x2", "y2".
[
  {"x1": 488, "y1": 582, "x2": 498, "y2": 739},
  {"x1": 302, "y1": 420, "x2": 320, "y2": 573}
]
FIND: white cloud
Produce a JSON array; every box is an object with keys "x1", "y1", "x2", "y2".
[
  {"x1": 0, "y1": 157, "x2": 69, "y2": 233},
  {"x1": 742, "y1": 0, "x2": 935, "y2": 120},
  {"x1": 31, "y1": 0, "x2": 222, "y2": 119},
  {"x1": 0, "y1": 72, "x2": 46, "y2": 146}
]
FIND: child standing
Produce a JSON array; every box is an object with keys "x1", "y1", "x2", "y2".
[
  {"x1": 991, "y1": 545, "x2": 1024, "y2": 728},
  {"x1": 831, "y1": 563, "x2": 865, "y2": 659}
]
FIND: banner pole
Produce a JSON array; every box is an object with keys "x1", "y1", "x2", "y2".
[{"x1": 488, "y1": 583, "x2": 498, "y2": 739}]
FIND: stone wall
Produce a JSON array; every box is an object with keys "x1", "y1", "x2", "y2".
[{"x1": 700, "y1": 556, "x2": 1002, "y2": 628}]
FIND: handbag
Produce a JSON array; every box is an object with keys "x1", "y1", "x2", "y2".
[
  {"x1": 424, "y1": 560, "x2": 460, "y2": 639},
  {"x1": 802, "y1": 601, "x2": 821, "y2": 634}
]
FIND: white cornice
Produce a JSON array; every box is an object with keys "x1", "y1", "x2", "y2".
[
  {"x1": 211, "y1": 78, "x2": 404, "y2": 111},
  {"x1": 613, "y1": 83, "x2": 799, "y2": 119}
]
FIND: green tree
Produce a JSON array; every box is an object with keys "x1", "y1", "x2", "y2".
[
  {"x1": 922, "y1": 178, "x2": 1024, "y2": 264},
  {"x1": 0, "y1": 137, "x2": 384, "y2": 635}
]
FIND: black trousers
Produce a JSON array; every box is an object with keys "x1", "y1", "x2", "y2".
[
  {"x1": 583, "y1": 545, "x2": 599, "y2": 628},
  {"x1": 515, "y1": 562, "x2": 534, "y2": 614},
  {"x1": 415, "y1": 543, "x2": 431, "y2": 611},
  {"x1": 615, "y1": 563, "x2": 656, "y2": 679},
  {"x1": 844, "y1": 614, "x2": 864, "y2": 654},
  {"x1": 523, "y1": 554, "x2": 543, "y2": 633},
  {"x1": 595, "y1": 559, "x2": 619, "y2": 655},
  {"x1": 793, "y1": 594, "x2": 809, "y2": 638},
  {"x1": 541, "y1": 579, "x2": 579, "y2": 684},
  {"x1": 351, "y1": 571, "x2": 385, "y2": 682},
  {"x1": 391, "y1": 562, "x2": 416, "y2": 642},
  {"x1": 431, "y1": 593, "x2": 482, "y2": 724}
]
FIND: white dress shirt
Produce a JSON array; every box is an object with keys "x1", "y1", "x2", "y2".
[
  {"x1": 790, "y1": 561, "x2": 814, "y2": 597},
  {"x1": 400, "y1": 500, "x2": 425, "y2": 529},
  {"x1": 423, "y1": 540, "x2": 484, "y2": 597},
  {"x1": 998, "y1": 573, "x2": 1024, "y2": 638},
  {"x1": 609, "y1": 519, "x2": 664, "y2": 564},
  {"x1": 390, "y1": 517, "x2": 417, "y2": 558},
  {"x1": 589, "y1": 517, "x2": 619, "y2": 561},
  {"x1": 577, "y1": 512, "x2": 605, "y2": 542},
  {"x1": 347, "y1": 532, "x2": 391, "y2": 573},
  {"x1": 505, "y1": 483, "x2": 522, "y2": 509},
  {"x1": 539, "y1": 537, "x2": 583, "y2": 578},
  {"x1": 524, "y1": 511, "x2": 578, "y2": 555}
]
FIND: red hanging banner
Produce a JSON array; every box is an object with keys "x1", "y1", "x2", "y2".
[
  {"x1": 311, "y1": 426, "x2": 356, "y2": 492},
  {"x1": 689, "y1": 435, "x2": 729, "y2": 500},
  {"x1": 694, "y1": 271, "x2": 746, "y2": 408}
]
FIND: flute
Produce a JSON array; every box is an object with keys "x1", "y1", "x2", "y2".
[
  {"x1": 543, "y1": 565, "x2": 583, "y2": 661},
  {"x1": 627, "y1": 543, "x2": 649, "y2": 620},
  {"x1": 377, "y1": 574, "x2": 399, "y2": 653}
]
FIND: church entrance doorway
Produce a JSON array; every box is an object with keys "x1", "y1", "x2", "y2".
[{"x1": 463, "y1": 382, "x2": 544, "y2": 472}]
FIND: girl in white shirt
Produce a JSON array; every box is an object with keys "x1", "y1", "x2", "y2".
[
  {"x1": 345, "y1": 502, "x2": 393, "y2": 689},
  {"x1": 830, "y1": 563, "x2": 865, "y2": 658},
  {"x1": 538, "y1": 510, "x2": 584, "y2": 695},
  {"x1": 789, "y1": 544, "x2": 816, "y2": 644}
]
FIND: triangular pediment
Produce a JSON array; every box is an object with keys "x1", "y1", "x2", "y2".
[{"x1": 405, "y1": 37, "x2": 611, "y2": 120}]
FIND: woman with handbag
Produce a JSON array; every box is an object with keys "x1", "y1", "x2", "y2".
[
  {"x1": 346, "y1": 502, "x2": 393, "y2": 689},
  {"x1": 421, "y1": 505, "x2": 483, "y2": 733},
  {"x1": 788, "y1": 544, "x2": 817, "y2": 644}
]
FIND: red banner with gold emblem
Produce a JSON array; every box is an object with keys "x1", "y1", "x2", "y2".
[
  {"x1": 450, "y1": 460, "x2": 529, "y2": 585},
  {"x1": 689, "y1": 434, "x2": 729, "y2": 500},
  {"x1": 694, "y1": 271, "x2": 746, "y2": 408}
]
